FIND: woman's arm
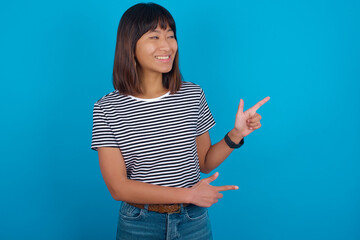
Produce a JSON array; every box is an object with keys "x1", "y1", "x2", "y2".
[
  {"x1": 196, "y1": 129, "x2": 243, "y2": 174},
  {"x1": 97, "y1": 147, "x2": 238, "y2": 207},
  {"x1": 197, "y1": 97, "x2": 270, "y2": 174}
]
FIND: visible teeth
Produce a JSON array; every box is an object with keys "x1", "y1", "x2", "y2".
[{"x1": 155, "y1": 56, "x2": 170, "y2": 59}]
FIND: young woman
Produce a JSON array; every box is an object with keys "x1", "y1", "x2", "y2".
[{"x1": 91, "y1": 3, "x2": 269, "y2": 240}]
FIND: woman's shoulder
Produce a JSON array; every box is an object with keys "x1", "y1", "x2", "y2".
[
  {"x1": 180, "y1": 81, "x2": 203, "y2": 93},
  {"x1": 93, "y1": 89, "x2": 122, "y2": 107}
]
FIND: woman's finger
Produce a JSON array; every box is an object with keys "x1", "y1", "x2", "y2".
[
  {"x1": 247, "y1": 114, "x2": 261, "y2": 122},
  {"x1": 204, "y1": 172, "x2": 219, "y2": 184},
  {"x1": 249, "y1": 123, "x2": 261, "y2": 130},
  {"x1": 254, "y1": 123, "x2": 262, "y2": 129},
  {"x1": 247, "y1": 97, "x2": 270, "y2": 113},
  {"x1": 247, "y1": 121, "x2": 261, "y2": 127},
  {"x1": 214, "y1": 185, "x2": 239, "y2": 192},
  {"x1": 237, "y1": 99, "x2": 244, "y2": 114}
]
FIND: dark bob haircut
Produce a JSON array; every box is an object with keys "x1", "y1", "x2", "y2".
[{"x1": 113, "y1": 3, "x2": 182, "y2": 95}]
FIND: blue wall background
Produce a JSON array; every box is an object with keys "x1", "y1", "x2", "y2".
[{"x1": 1, "y1": 0, "x2": 359, "y2": 239}]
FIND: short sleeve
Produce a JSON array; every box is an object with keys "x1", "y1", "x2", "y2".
[
  {"x1": 91, "y1": 103, "x2": 119, "y2": 151},
  {"x1": 196, "y1": 89, "x2": 216, "y2": 136}
]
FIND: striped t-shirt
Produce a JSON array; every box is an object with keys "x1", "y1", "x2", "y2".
[{"x1": 91, "y1": 81, "x2": 216, "y2": 188}]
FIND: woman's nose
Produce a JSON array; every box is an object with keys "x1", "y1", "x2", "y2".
[{"x1": 158, "y1": 38, "x2": 171, "y2": 51}]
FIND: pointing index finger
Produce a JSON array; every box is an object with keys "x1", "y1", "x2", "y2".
[
  {"x1": 215, "y1": 185, "x2": 239, "y2": 192},
  {"x1": 249, "y1": 96, "x2": 270, "y2": 112}
]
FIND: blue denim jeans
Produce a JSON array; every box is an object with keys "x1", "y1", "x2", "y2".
[{"x1": 116, "y1": 202, "x2": 213, "y2": 240}]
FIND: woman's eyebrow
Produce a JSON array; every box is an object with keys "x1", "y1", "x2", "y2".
[{"x1": 150, "y1": 29, "x2": 173, "y2": 33}]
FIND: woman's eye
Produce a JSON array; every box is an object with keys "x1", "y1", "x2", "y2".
[
  {"x1": 149, "y1": 36, "x2": 159, "y2": 39},
  {"x1": 168, "y1": 35, "x2": 175, "y2": 39}
]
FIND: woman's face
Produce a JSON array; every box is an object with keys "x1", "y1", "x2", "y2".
[{"x1": 135, "y1": 25, "x2": 178, "y2": 77}]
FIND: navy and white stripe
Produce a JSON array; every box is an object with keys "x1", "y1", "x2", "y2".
[{"x1": 91, "y1": 81, "x2": 215, "y2": 188}]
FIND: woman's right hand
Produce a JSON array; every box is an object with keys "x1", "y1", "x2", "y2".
[{"x1": 189, "y1": 172, "x2": 238, "y2": 207}]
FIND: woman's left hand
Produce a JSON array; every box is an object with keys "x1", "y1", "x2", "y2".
[{"x1": 233, "y1": 96, "x2": 270, "y2": 138}]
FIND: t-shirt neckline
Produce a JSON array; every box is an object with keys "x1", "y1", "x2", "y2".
[{"x1": 128, "y1": 91, "x2": 171, "y2": 102}]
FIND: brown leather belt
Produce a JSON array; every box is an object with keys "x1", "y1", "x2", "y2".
[{"x1": 127, "y1": 202, "x2": 189, "y2": 213}]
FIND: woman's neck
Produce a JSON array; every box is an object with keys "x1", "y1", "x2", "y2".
[{"x1": 136, "y1": 70, "x2": 168, "y2": 98}]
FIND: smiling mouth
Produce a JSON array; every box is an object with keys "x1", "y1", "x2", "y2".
[{"x1": 155, "y1": 55, "x2": 170, "y2": 60}]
